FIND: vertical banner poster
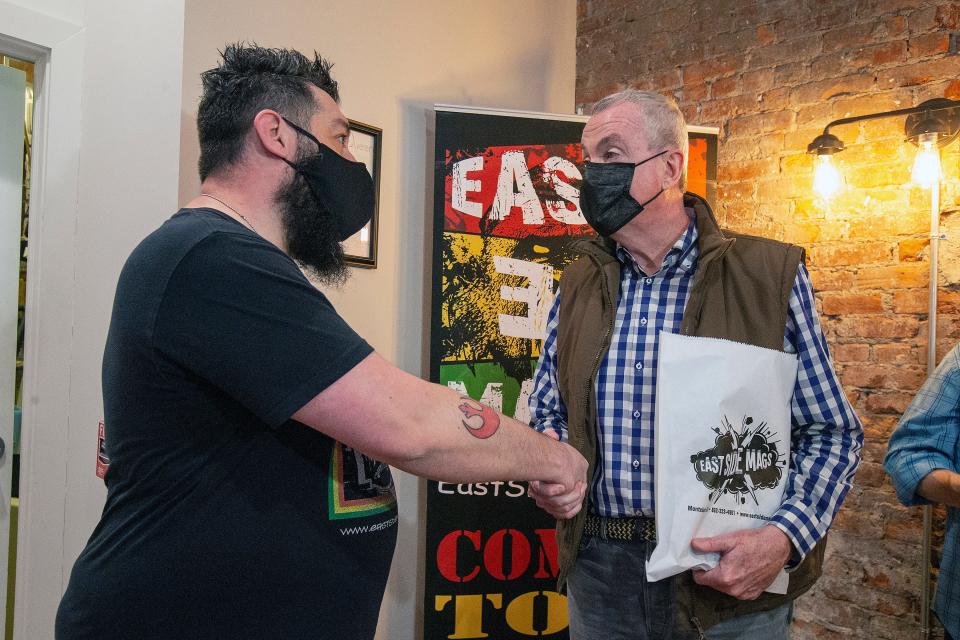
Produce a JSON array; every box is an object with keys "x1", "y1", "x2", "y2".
[{"x1": 424, "y1": 105, "x2": 718, "y2": 640}]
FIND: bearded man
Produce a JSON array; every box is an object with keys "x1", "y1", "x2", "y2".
[{"x1": 55, "y1": 44, "x2": 586, "y2": 640}]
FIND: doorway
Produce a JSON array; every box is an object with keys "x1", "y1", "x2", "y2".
[{"x1": 0, "y1": 53, "x2": 33, "y2": 640}]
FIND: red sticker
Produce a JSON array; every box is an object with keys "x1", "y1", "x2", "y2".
[{"x1": 96, "y1": 421, "x2": 110, "y2": 479}]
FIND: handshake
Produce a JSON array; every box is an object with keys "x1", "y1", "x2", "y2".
[{"x1": 529, "y1": 429, "x2": 588, "y2": 520}]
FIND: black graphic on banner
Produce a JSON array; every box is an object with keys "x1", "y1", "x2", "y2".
[
  {"x1": 691, "y1": 415, "x2": 785, "y2": 507},
  {"x1": 426, "y1": 110, "x2": 589, "y2": 640}
]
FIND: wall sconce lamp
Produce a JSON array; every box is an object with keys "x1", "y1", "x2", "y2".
[
  {"x1": 807, "y1": 97, "x2": 960, "y2": 197},
  {"x1": 807, "y1": 97, "x2": 960, "y2": 640},
  {"x1": 807, "y1": 132, "x2": 845, "y2": 199}
]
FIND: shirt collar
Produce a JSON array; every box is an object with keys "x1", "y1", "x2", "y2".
[{"x1": 616, "y1": 207, "x2": 698, "y2": 276}]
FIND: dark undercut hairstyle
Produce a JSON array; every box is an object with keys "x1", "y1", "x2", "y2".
[{"x1": 196, "y1": 43, "x2": 339, "y2": 181}]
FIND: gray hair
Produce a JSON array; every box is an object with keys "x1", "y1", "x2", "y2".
[{"x1": 591, "y1": 89, "x2": 688, "y2": 191}]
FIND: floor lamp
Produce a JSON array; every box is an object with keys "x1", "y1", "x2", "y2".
[{"x1": 807, "y1": 97, "x2": 960, "y2": 640}]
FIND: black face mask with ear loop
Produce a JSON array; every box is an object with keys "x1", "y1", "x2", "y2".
[
  {"x1": 281, "y1": 117, "x2": 375, "y2": 241},
  {"x1": 580, "y1": 149, "x2": 669, "y2": 237}
]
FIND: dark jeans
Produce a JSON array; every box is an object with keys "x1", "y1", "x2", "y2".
[{"x1": 567, "y1": 536, "x2": 792, "y2": 640}]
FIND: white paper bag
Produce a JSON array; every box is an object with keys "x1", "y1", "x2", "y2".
[{"x1": 646, "y1": 332, "x2": 797, "y2": 594}]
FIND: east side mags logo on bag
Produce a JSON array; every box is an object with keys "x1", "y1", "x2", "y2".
[{"x1": 690, "y1": 415, "x2": 786, "y2": 509}]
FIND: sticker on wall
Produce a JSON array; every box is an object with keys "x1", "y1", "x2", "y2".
[{"x1": 96, "y1": 420, "x2": 109, "y2": 480}]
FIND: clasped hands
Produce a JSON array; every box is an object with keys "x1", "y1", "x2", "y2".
[{"x1": 528, "y1": 429, "x2": 587, "y2": 520}]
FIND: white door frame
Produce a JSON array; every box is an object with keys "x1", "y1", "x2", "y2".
[{"x1": 0, "y1": 3, "x2": 83, "y2": 639}]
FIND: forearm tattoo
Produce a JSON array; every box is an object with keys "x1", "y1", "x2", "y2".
[{"x1": 457, "y1": 396, "x2": 500, "y2": 439}]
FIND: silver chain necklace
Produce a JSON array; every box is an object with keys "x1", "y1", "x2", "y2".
[{"x1": 199, "y1": 193, "x2": 258, "y2": 235}]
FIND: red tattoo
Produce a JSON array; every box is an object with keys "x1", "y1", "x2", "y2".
[{"x1": 458, "y1": 397, "x2": 500, "y2": 439}]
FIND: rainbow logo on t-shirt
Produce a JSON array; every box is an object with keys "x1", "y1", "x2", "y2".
[{"x1": 328, "y1": 442, "x2": 397, "y2": 520}]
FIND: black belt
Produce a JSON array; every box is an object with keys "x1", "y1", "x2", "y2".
[{"x1": 583, "y1": 514, "x2": 657, "y2": 541}]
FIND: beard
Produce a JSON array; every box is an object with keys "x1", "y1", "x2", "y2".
[{"x1": 275, "y1": 164, "x2": 349, "y2": 287}]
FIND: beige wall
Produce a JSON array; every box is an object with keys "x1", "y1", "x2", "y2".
[
  {"x1": 3, "y1": 0, "x2": 83, "y2": 24},
  {"x1": 65, "y1": 0, "x2": 186, "y2": 564},
  {"x1": 180, "y1": 1, "x2": 576, "y2": 637},
  {"x1": 0, "y1": 1, "x2": 186, "y2": 637}
]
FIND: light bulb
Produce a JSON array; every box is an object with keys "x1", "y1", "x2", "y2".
[
  {"x1": 813, "y1": 154, "x2": 843, "y2": 200},
  {"x1": 912, "y1": 132, "x2": 941, "y2": 189}
]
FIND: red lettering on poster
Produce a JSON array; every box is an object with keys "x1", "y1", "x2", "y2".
[
  {"x1": 531, "y1": 528, "x2": 559, "y2": 580},
  {"x1": 444, "y1": 144, "x2": 593, "y2": 239},
  {"x1": 484, "y1": 529, "x2": 531, "y2": 580},
  {"x1": 435, "y1": 527, "x2": 560, "y2": 583},
  {"x1": 437, "y1": 529, "x2": 482, "y2": 583}
]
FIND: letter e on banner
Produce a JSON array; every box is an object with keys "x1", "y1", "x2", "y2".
[
  {"x1": 452, "y1": 156, "x2": 483, "y2": 217},
  {"x1": 495, "y1": 256, "x2": 554, "y2": 340}
]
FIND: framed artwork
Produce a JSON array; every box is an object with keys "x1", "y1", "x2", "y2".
[{"x1": 342, "y1": 119, "x2": 381, "y2": 268}]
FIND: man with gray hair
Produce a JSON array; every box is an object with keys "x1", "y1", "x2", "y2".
[{"x1": 527, "y1": 90, "x2": 862, "y2": 638}]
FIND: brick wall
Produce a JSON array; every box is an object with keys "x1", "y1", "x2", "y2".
[{"x1": 577, "y1": 1, "x2": 960, "y2": 638}]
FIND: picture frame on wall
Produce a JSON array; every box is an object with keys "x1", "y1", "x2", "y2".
[{"x1": 342, "y1": 119, "x2": 381, "y2": 268}]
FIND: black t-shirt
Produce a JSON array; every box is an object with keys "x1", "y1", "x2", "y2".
[{"x1": 56, "y1": 209, "x2": 398, "y2": 640}]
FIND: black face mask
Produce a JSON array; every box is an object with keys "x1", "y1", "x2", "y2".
[
  {"x1": 581, "y1": 149, "x2": 668, "y2": 237},
  {"x1": 275, "y1": 155, "x2": 348, "y2": 287},
  {"x1": 282, "y1": 117, "x2": 375, "y2": 241}
]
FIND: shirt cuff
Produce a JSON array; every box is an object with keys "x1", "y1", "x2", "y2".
[
  {"x1": 891, "y1": 457, "x2": 954, "y2": 507},
  {"x1": 769, "y1": 508, "x2": 816, "y2": 569},
  {"x1": 533, "y1": 422, "x2": 567, "y2": 442},
  {"x1": 772, "y1": 523, "x2": 803, "y2": 571}
]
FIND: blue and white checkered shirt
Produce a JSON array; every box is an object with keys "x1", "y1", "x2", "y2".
[
  {"x1": 530, "y1": 212, "x2": 863, "y2": 560},
  {"x1": 884, "y1": 345, "x2": 960, "y2": 640}
]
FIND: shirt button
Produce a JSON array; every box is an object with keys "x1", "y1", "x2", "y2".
[
  {"x1": 635, "y1": 362, "x2": 643, "y2": 370},
  {"x1": 633, "y1": 410, "x2": 641, "y2": 418},
  {"x1": 645, "y1": 278, "x2": 653, "y2": 285},
  {"x1": 632, "y1": 460, "x2": 640, "y2": 469},
  {"x1": 640, "y1": 317, "x2": 648, "y2": 326}
]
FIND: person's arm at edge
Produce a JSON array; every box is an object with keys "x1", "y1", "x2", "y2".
[
  {"x1": 885, "y1": 344, "x2": 960, "y2": 510},
  {"x1": 917, "y1": 470, "x2": 960, "y2": 508}
]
